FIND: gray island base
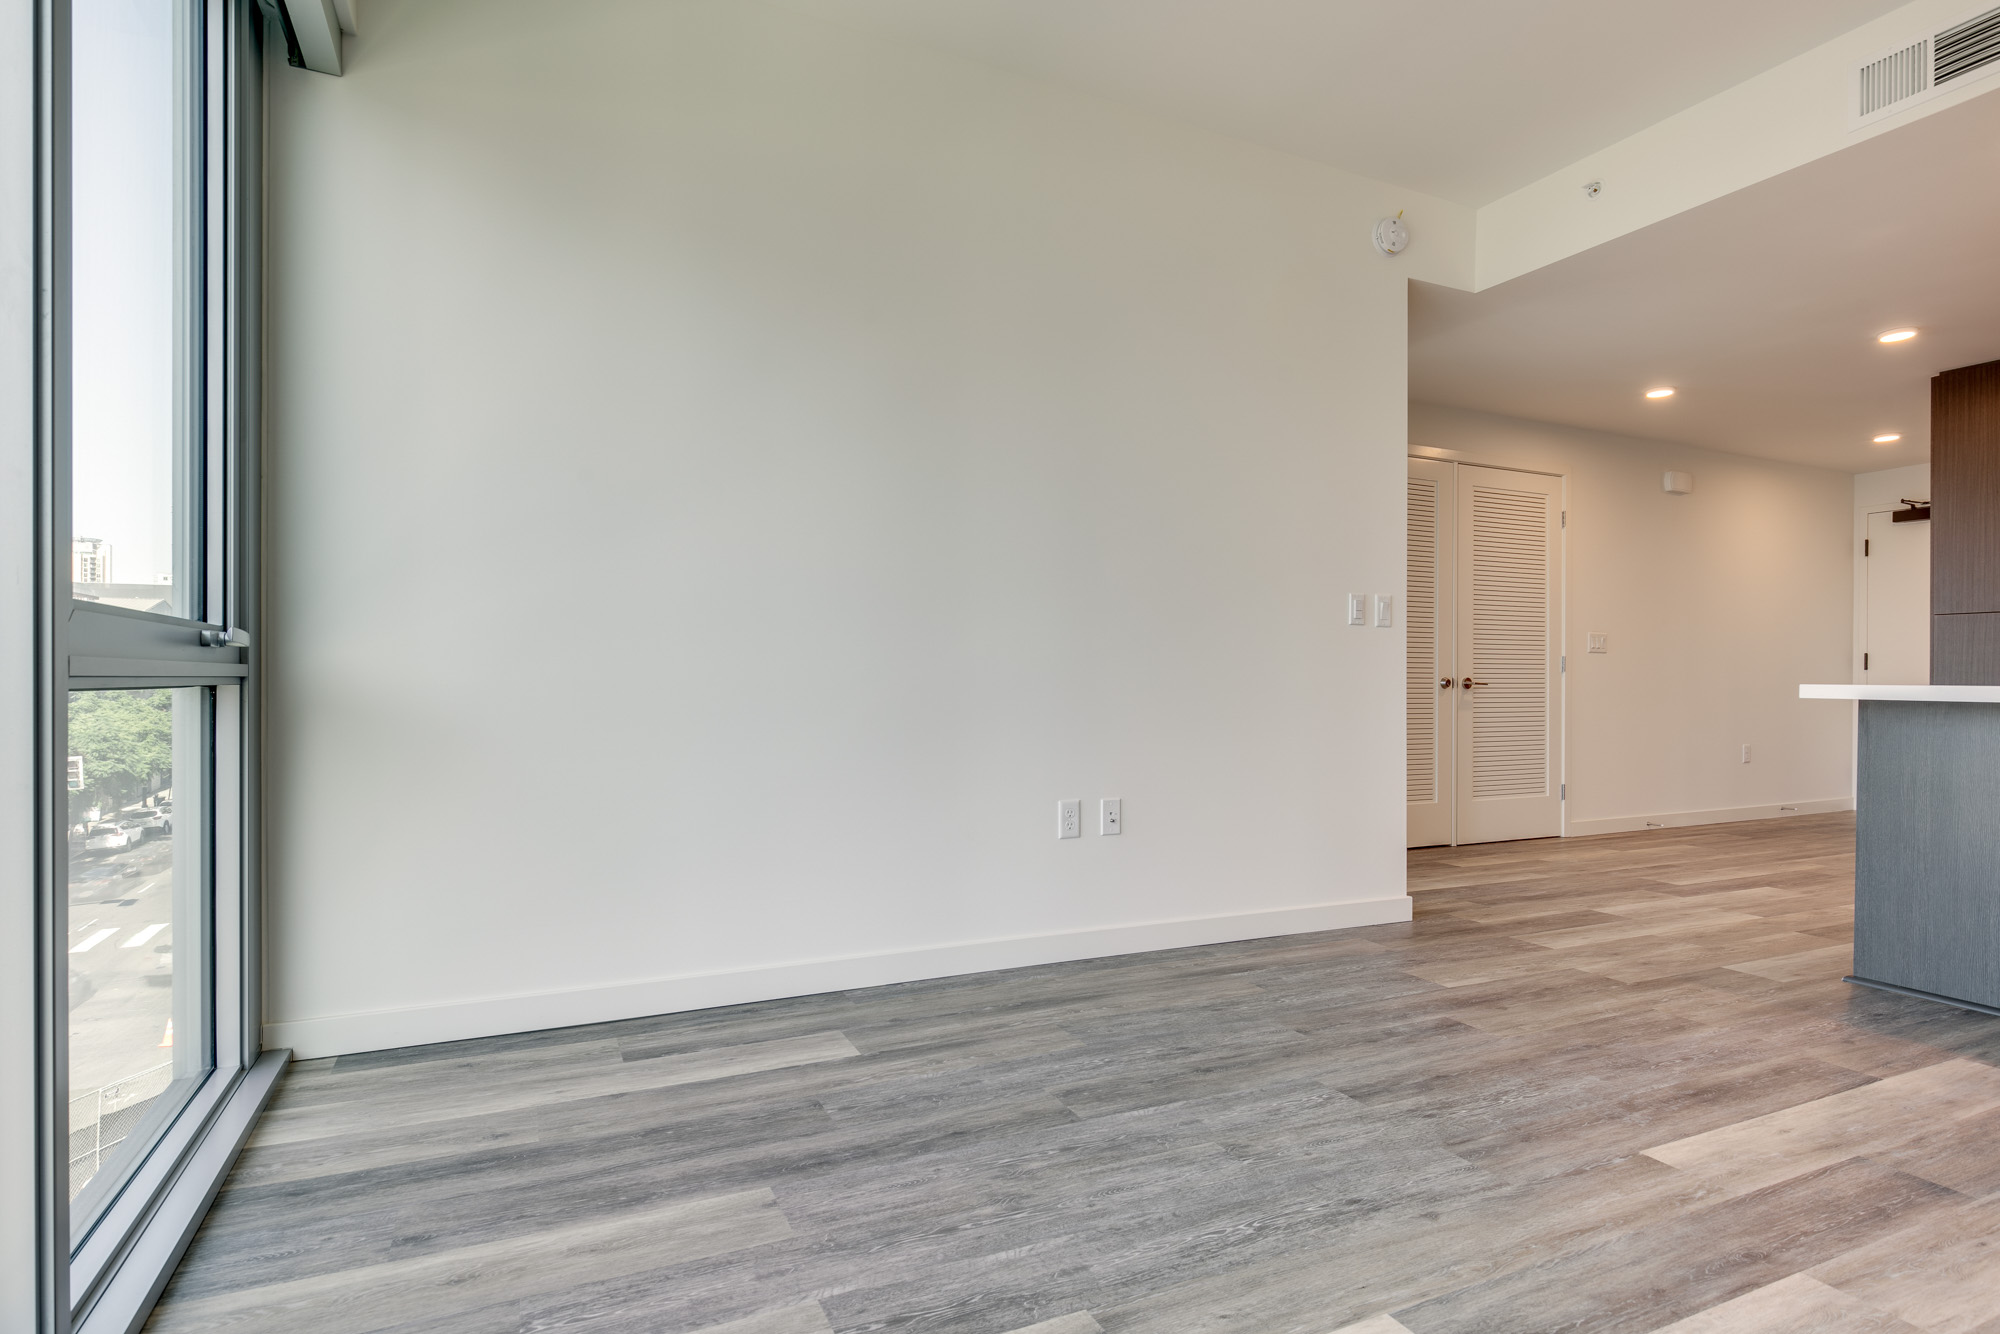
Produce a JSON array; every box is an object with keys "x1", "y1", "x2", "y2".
[{"x1": 1803, "y1": 684, "x2": 2000, "y2": 1016}]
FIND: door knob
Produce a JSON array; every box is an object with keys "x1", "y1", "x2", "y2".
[
  {"x1": 1438, "y1": 677, "x2": 1454, "y2": 689},
  {"x1": 1462, "y1": 677, "x2": 1489, "y2": 689}
]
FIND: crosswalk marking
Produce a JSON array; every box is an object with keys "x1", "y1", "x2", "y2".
[
  {"x1": 70, "y1": 928, "x2": 117, "y2": 954},
  {"x1": 122, "y1": 923, "x2": 167, "y2": 948}
]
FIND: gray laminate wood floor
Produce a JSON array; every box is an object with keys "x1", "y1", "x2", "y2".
[{"x1": 147, "y1": 814, "x2": 2000, "y2": 1334}]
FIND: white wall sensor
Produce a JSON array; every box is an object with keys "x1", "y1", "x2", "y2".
[{"x1": 1373, "y1": 215, "x2": 1409, "y2": 256}]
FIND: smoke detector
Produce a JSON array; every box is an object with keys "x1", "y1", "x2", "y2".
[{"x1": 1373, "y1": 213, "x2": 1409, "y2": 256}]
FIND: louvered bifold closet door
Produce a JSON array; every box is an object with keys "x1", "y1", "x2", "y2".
[
  {"x1": 1453, "y1": 465, "x2": 1564, "y2": 844},
  {"x1": 1407, "y1": 459, "x2": 1456, "y2": 847}
]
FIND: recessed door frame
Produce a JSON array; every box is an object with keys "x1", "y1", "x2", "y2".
[{"x1": 1408, "y1": 449, "x2": 1569, "y2": 847}]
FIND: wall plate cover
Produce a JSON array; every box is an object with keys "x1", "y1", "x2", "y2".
[{"x1": 1348, "y1": 593, "x2": 1368, "y2": 626}]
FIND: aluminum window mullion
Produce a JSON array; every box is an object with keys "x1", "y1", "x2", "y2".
[
  {"x1": 39, "y1": 0, "x2": 77, "y2": 1323},
  {"x1": 224, "y1": 0, "x2": 261, "y2": 1074},
  {"x1": 172, "y1": 0, "x2": 206, "y2": 622},
  {"x1": 203, "y1": 0, "x2": 225, "y2": 627},
  {"x1": 7, "y1": 0, "x2": 61, "y2": 1328}
]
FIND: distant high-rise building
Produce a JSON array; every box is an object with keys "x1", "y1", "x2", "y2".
[{"x1": 72, "y1": 537, "x2": 112, "y2": 584}]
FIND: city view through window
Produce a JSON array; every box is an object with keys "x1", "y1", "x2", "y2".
[
  {"x1": 66, "y1": 689, "x2": 208, "y2": 1233},
  {"x1": 66, "y1": 0, "x2": 211, "y2": 1239},
  {"x1": 72, "y1": 0, "x2": 188, "y2": 620}
]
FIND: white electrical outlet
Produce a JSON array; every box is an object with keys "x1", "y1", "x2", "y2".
[
  {"x1": 1100, "y1": 798, "x2": 1121, "y2": 835},
  {"x1": 1375, "y1": 594, "x2": 1394, "y2": 628},
  {"x1": 1057, "y1": 799, "x2": 1082, "y2": 839},
  {"x1": 1741, "y1": 744, "x2": 1752, "y2": 764},
  {"x1": 1348, "y1": 593, "x2": 1368, "y2": 626}
]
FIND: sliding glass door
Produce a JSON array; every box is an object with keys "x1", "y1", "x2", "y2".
[{"x1": 13, "y1": 0, "x2": 272, "y2": 1329}]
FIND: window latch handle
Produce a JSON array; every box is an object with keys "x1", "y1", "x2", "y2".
[{"x1": 200, "y1": 627, "x2": 249, "y2": 649}]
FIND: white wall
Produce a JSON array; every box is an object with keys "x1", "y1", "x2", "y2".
[
  {"x1": 1855, "y1": 463, "x2": 1932, "y2": 513},
  {"x1": 1410, "y1": 403, "x2": 1856, "y2": 835},
  {"x1": 0, "y1": 0, "x2": 42, "y2": 1309},
  {"x1": 262, "y1": 0, "x2": 1476, "y2": 1057}
]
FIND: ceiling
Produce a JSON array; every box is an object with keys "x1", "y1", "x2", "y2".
[
  {"x1": 1409, "y1": 87, "x2": 2000, "y2": 473},
  {"x1": 787, "y1": 0, "x2": 1909, "y2": 205}
]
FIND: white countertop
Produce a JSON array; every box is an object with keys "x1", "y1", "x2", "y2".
[{"x1": 1800, "y1": 684, "x2": 2000, "y2": 702}]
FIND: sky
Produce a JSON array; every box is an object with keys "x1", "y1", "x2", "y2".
[{"x1": 71, "y1": 0, "x2": 180, "y2": 599}]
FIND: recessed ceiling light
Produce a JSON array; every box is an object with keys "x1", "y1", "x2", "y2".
[
  {"x1": 1878, "y1": 329, "x2": 1918, "y2": 343},
  {"x1": 1645, "y1": 387, "x2": 1675, "y2": 399},
  {"x1": 1873, "y1": 433, "x2": 1902, "y2": 444}
]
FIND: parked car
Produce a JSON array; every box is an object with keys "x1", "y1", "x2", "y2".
[
  {"x1": 124, "y1": 809, "x2": 166, "y2": 836},
  {"x1": 83, "y1": 824, "x2": 131, "y2": 853}
]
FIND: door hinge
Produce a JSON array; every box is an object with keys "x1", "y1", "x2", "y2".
[
  {"x1": 1561, "y1": 510, "x2": 1567, "y2": 529},
  {"x1": 1864, "y1": 652, "x2": 1870, "y2": 671},
  {"x1": 1864, "y1": 539, "x2": 1870, "y2": 557},
  {"x1": 1560, "y1": 783, "x2": 1566, "y2": 800},
  {"x1": 1560, "y1": 654, "x2": 1566, "y2": 673}
]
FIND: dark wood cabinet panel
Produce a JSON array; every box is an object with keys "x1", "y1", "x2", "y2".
[
  {"x1": 1933, "y1": 612, "x2": 2000, "y2": 685},
  {"x1": 1931, "y1": 359, "x2": 2000, "y2": 619}
]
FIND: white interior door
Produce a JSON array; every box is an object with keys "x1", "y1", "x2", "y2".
[
  {"x1": 1453, "y1": 465, "x2": 1564, "y2": 845},
  {"x1": 1407, "y1": 459, "x2": 1456, "y2": 848},
  {"x1": 1864, "y1": 510, "x2": 1930, "y2": 685}
]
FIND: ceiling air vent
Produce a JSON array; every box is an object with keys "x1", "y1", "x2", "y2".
[
  {"x1": 1854, "y1": 3, "x2": 2000, "y2": 127},
  {"x1": 1859, "y1": 39, "x2": 1930, "y2": 116},
  {"x1": 1936, "y1": 4, "x2": 2000, "y2": 84}
]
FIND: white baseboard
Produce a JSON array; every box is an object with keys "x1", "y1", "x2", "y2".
[
  {"x1": 264, "y1": 894, "x2": 1414, "y2": 1060},
  {"x1": 1566, "y1": 797, "x2": 1854, "y2": 838}
]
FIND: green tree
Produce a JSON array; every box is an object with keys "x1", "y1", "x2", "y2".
[{"x1": 68, "y1": 690, "x2": 174, "y2": 825}]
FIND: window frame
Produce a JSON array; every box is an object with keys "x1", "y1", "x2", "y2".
[{"x1": 16, "y1": 2, "x2": 281, "y2": 1330}]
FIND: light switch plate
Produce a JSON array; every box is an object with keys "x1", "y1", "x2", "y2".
[
  {"x1": 1348, "y1": 593, "x2": 1368, "y2": 626},
  {"x1": 1587, "y1": 633, "x2": 1607, "y2": 654},
  {"x1": 1375, "y1": 594, "x2": 1394, "y2": 628}
]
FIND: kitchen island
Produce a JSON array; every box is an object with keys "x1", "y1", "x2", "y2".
[{"x1": 1804, "y1": 683, "x2": 2000, "y2": 1015}]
